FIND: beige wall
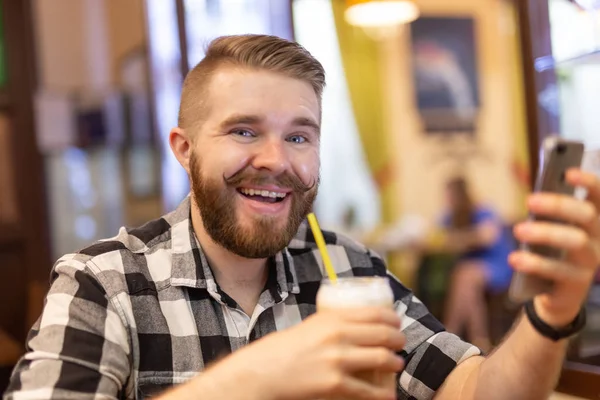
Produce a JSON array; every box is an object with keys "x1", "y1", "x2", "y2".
[
  {"x1": 380, "y1": 0, "x2": 527, "y2": 225},
  {"x1": 106, "y1": 0, "x2": 146, "y2": 86},
  {"x1": 33, "y1": 0, "x2": 146, "y2": 92},
  {"x1": 33, "y1": 0, "x2": 87, "y2": 92}
]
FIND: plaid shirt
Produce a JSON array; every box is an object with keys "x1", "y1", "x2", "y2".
[{"x1": 5, "y1": 197, "x2": 480, "y2": 400}]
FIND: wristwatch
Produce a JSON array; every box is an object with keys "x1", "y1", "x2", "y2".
[{"x1": 524, "y1": 300, "x2": 586, "y2": 341}]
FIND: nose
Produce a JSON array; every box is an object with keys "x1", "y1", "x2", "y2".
[{"x1": 250, "y1": 138, "x2": 290, "y2": 175}]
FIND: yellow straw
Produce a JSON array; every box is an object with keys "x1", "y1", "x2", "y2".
[{"x1": 307, "y1": 213, "x2": 337, "y2": 283}]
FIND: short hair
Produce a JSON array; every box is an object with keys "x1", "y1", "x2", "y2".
[{"x1": 177, "y1": 34, "x2": 326, "y2": 133}]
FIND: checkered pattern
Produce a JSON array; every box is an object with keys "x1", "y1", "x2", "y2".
[{"x1": 5, "y1": 197, "x2": 480, "y2": 400}]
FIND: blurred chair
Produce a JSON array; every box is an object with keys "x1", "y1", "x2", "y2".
[
  {"x1": 415, "y1": 224, "x2": 519, "y2": 347},
  {"x1": 485, "y1": 289, "x2": 520, "y2": 345},
  {"x1": 415, "y1": 252, "x2": 456, "y2": 321}
]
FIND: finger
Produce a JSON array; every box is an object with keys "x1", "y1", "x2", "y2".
[
  {"x1": 566, "y1": 169, "x2": 600, "y2": 210},
  {"x1": 334, "y1": 347, "x2": 404, "y2": 372},
  {"x1": 341, "y1": 325, "x2": 406, "y2": 350},
  {"x1": 514, "y1": 221, "x2": 590, "y2": 252},
  {"x1": 333, "y1": 375, "x2": 397, "y2": 400},
  {"x1": 332, "y1": 308, "x2": 402, "y2": 328},
  {"x1": 527, "y1": 193, "x2": 600, "y2": 237},
  {"x1": 509, "y1": 251, "x2": 590, "y2": 282}
]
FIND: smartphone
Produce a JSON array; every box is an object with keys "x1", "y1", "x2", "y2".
[{"x1": 508, "y1": 136, "x2": 585, "y2": 303}]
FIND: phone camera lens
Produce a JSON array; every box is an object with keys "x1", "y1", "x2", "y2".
[{"x1": 557, "y1": 143, "x2": 567, "y2": 154}]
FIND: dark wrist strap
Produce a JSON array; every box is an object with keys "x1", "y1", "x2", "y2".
[{"x1": 524, "y1": 300, "x2": 586, "y2": 341}]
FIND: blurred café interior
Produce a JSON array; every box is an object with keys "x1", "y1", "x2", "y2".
[{"x1": 0, "y1": 0, "x2": 599, "y2": 397}]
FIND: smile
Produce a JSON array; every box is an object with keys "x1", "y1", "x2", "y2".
[{"x1": 237, "y1": 188, "x2": 288, "y2": 204}]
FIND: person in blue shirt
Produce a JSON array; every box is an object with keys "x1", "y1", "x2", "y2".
[{"x1": 440, "y1": 177, "x2": 514, "y2": 351}]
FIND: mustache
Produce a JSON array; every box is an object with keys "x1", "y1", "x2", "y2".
[{"x1": 224, "y1": 168, "x2": 317, "y2": 193}]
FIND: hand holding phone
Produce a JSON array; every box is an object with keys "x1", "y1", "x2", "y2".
[{"x1": 508, "y1": 137, "x2": 585, "y2": 303}]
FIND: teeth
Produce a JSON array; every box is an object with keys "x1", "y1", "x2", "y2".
[{"x1": 240, "y1": 188, "x2": 287, "y2": 199}]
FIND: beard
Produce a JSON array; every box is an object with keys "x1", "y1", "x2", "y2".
[{"x1": 189, "y1": 153, "x2": 318, "y2": 259}]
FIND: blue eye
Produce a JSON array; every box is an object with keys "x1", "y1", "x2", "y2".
[
  {"x1": 288, "y1": 135, "x2": 307, "y2": 144},
  {"x1": 231, "y1": 129, "x2": 255, "y2": 138}
]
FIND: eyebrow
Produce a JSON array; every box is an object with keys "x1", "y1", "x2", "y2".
[
  {"x1": 219, "y1": 114, "x2": 320, "y2": 132},
  {"x1": 219, "y1": 114, "x2": 264, "y2": 129},
  {"x1": 291, "y1": 116, "x2": 320, "y2": 132}
]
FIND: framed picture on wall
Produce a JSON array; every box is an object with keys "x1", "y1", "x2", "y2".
[{"x1": 410, "y1": 17, "x2": 480, "y2": 134}]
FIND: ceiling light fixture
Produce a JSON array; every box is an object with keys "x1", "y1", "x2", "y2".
[{"x1": 344, "y1": 0, "x2": 420, "y2": 28}]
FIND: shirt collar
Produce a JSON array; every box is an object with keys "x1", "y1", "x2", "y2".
[{"x1": 166, "y1": 196, "x2": 300, "y2": 295}]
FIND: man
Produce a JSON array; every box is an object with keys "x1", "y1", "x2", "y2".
[{"x1": 5, "y1": 35, "x2": 600, "y2": 400}]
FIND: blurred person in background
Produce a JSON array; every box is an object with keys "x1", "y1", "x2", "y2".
[
  {"x1": 440, "y1": 177, "x2": 514, "y2": 351},
  {"x1": 4, "y1": 35, "x2": 600, "y2": 400}
]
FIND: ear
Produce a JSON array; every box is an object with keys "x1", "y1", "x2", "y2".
[{"x1": 169, "y1": 127, "x2": 192, "y2": 174}]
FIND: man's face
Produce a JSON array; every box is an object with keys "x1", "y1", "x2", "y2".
[{"x1": 189, "y1": 67, "x2": 320, "y2": 258}]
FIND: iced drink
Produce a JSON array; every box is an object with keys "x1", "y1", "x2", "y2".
[{"x1": 316, "y1": 277, "x2": 397, "y2": 399}]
